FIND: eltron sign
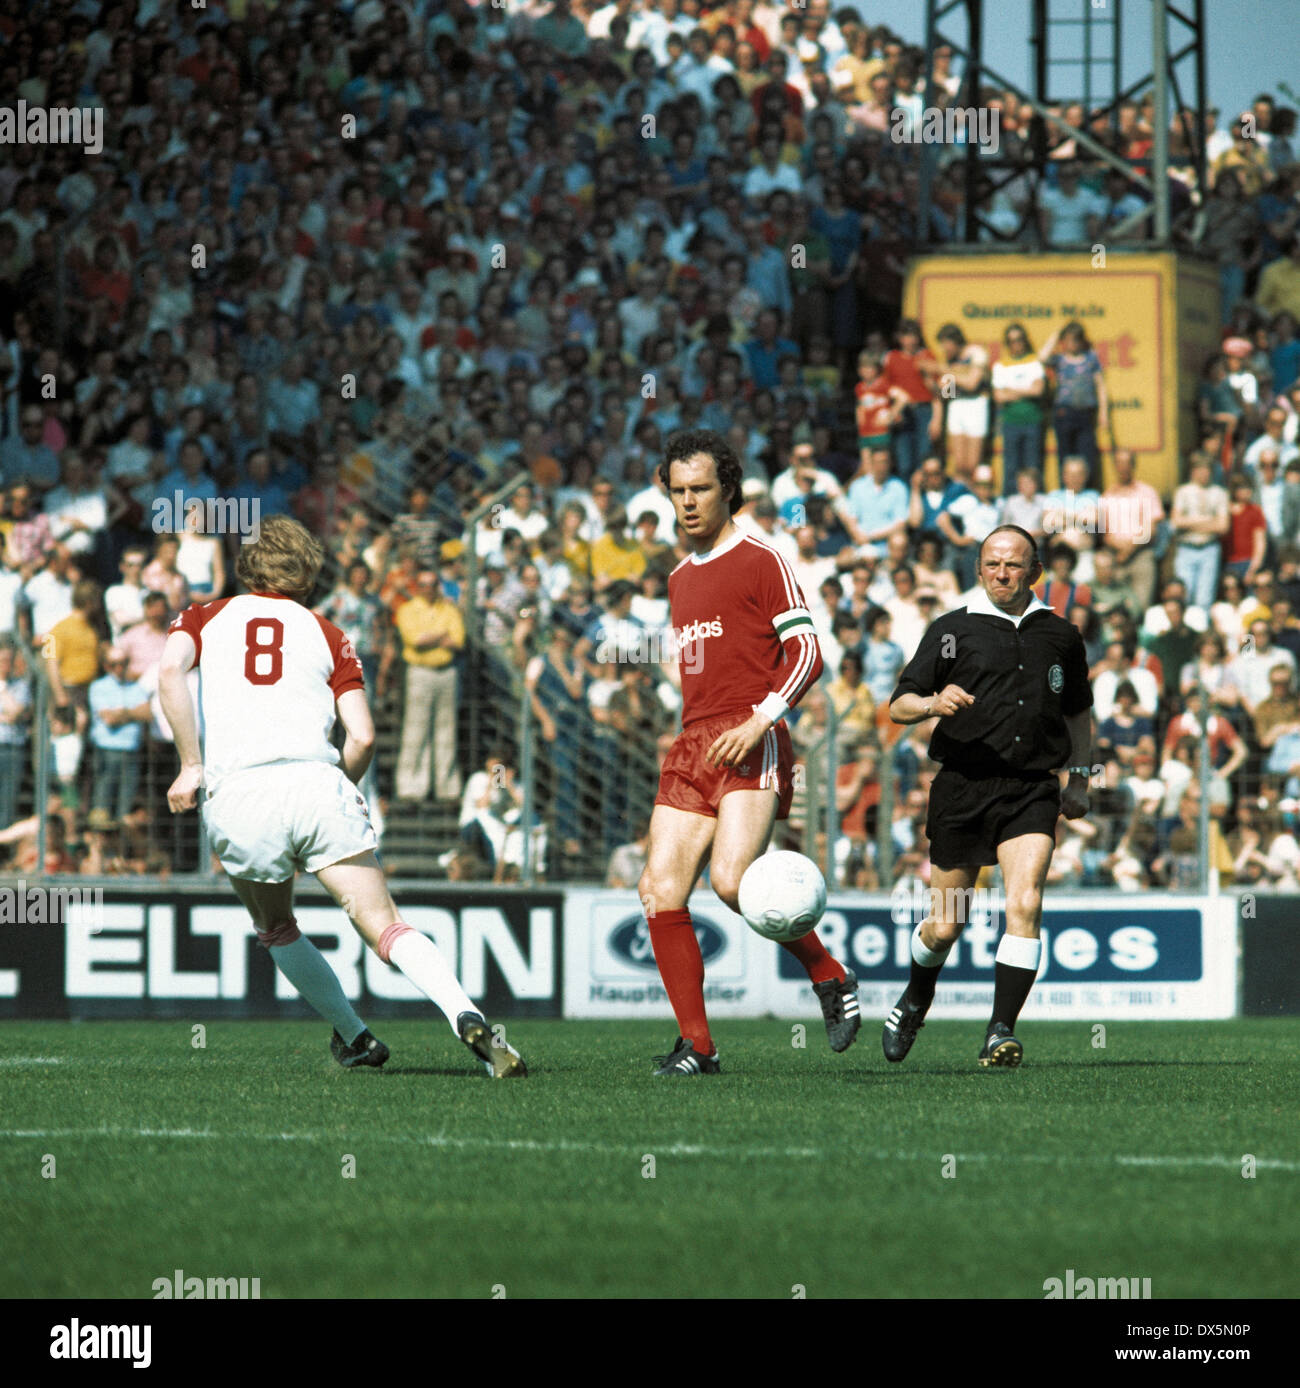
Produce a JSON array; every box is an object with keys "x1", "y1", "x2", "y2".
[{"x1": 0, "y1": 888, "x2": 562, "y2": 1019}]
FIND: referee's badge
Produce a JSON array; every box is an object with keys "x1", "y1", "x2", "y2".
[{"x1": 1048, "y1": 663, "x2": 1065, "y2": 693}]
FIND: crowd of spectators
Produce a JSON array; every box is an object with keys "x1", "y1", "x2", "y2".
[{"x1": 2, "y1": 0, "x2": 1300, "y2": 886}]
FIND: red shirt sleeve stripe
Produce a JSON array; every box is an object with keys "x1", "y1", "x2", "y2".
[
  {"x1": 776, "y1": 630, "x2": 824, "y2": 708},
  {"x1": 313, "y1": 612, "x2": 366, "y2": 698},
  {"x1": 167, "y1": 596, "x2": 235, "y2": 666}
]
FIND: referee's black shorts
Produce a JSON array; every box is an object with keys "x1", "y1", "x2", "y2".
[{"x1": 926, "y1": 765, "x2": 1061, "y2": 870}]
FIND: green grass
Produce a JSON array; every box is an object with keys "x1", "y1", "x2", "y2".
[{"x1": 2, "y1": 1019, "x2": 1296, "y2": 1299}]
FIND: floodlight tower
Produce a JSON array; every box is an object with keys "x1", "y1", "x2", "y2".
[{"x1": 917, "y1": 0, "x2": 1211, "y2": 248}]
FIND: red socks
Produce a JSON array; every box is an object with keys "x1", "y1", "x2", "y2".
[
  {"x1": 780, "y1": 930, "x2": 846, "y2": 985},
  {"x1": 647, "y1": 910, "x2": 843, "y2": 1054},
  {"x1": 646, "y1": 908, "x2": 713, "y2": 1056}
]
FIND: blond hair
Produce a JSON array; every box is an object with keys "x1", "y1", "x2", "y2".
[{"x1": 235, "y1": 514, "x2": 324, "y2": 602}]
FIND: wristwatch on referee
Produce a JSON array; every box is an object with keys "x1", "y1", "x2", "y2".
[{"x1": 1066, "y1": 765, "x2": 1092, "y2": 779}]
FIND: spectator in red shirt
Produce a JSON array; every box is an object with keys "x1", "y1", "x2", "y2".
[
  {"x1": 293, "y1": 454, "x2": 361, "y2": 542},
  {"x1": 176, "y1": 24, "x2": 223, "y2": 88},
  {"x1": 881, "y1": 319, "x2": 941, "y2": 484},
  {"x1": 79, "y1": 236, "x2": 131, "y2": 328},
  {"x1": 854, "y1": 351, "x2": 909, "y2": 461},
  {"x1": 836, "y1": 734, "x2": 882, "y2": 886},
  {"x1": 728, "y1": 0, "x2": 771, "y2": 63},
  {"x1": 1223, "y1": 473, "x2": 1269, "y2": 584},
  {"x1": 749, "y1": 50, "x2": 803, "y2": 125},
  {"x1": 1037, "y1": 542, "x2": 1093, "y2": 617},
  {"x1": 1162, "y1": 689, "x2": 1247, "y2": 779},
  {"x1": 1117, "y1": 100, "x2": 1154, "y2": 172}
]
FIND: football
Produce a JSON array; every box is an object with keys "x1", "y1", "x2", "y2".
[{"x1": 737, "y1": 850, "x2": 828, "y2": 942}]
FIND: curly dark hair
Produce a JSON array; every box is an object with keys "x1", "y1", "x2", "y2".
[{"x1": 658, "y1": 428, "x2": 745, "y2": 516}]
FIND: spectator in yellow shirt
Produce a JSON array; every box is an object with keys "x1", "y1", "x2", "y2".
[
  {"x1": 826, "y1": 649, "x2": 877, "y2": 739},
  {"x1": 1211, "y1": 118, "x2": 1271, "y2": 197},
  {"x1": 590, "y1": 506, "x2": 647, "y2": 592},
  {"x1": 559, "y1": 501, "x2": 593, "y2": 581},
  {"x1": 393, "y1": 571, "x2": 465, "y2": 803},
  {"x1": 833, "y1": 26, "x2": 885, "y2": 103},
  {"x1": 44, "y1": 577, "x2": 106, "y2": 719},
  {"x1": 1256, "y1": 235, "x2": 1300, "y2": 323}
]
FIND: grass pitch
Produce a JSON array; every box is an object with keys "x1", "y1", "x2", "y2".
[{"x1": 2, "y1": 1018, "x2": 1296, "y2": 1299}]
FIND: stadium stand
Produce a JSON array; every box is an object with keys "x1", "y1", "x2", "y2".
[{"x1": 1, "y1": 0, "x2": 1299, "y2": 891}]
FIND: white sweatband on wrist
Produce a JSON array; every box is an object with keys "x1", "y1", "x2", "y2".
[{"x1": 755, "y1": 692, "x2": 789, "y2": 725}]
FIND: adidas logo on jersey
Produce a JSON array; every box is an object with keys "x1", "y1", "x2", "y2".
[{"x1": 675, "y1": 616, "x2": 724, "y2": 648}]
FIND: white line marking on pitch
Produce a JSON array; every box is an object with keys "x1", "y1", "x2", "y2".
[
  {"x1": 0, "y1": 1057, "x2": 63, "y2": 1066},
  {"x1": 0, "y1": 1128, "x2": 1294, "y2": 1171},
  {"x1": 866, "y1": 1149, "x2": 1300, "y2": 1172},
  {"x1": 0, "y1": 1127, "x2": 817, "y2": 1158}
]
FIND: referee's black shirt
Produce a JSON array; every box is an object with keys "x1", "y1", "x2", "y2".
[{"x1": 891, "y1": 590, "x2": 1093, "y2": 776}]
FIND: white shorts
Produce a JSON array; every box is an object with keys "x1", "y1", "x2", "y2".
[
  {"x1": 203, "y1": 761, "x2": 378, "y2": 882},
  {"x1": 946, "y1": 396, "x2": 990, "y2": 437}
]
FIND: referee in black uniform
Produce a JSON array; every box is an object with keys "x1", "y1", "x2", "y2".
[{"x1": 884, "y1": 525, "x2": 1094, "y2": 1067}]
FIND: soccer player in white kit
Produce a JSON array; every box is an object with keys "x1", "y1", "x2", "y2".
[{"x1": 157, "y1": 515, "x2": 525, "y2": 1078}]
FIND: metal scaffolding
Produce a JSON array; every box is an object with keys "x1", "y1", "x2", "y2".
[{"x1": 917, "y1": 0, "x2": 1210, "y2": 249}]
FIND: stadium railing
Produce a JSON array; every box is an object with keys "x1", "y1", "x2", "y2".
[
  {"x1": 13, "y1": 626, "x2": 56, "y2": 873},
  {"x1": 785, "y1": 674, "x2": 1224, "y2": 896}
]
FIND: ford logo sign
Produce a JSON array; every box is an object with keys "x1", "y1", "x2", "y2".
[{"x1": 607, "y1": 913, "x2": 727, "y2": 970}]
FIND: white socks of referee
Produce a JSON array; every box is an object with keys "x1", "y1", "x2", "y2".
[
  {"x1": 991, "y1": 933, "x2": 1042, "y2": 1030},
  {"x1": 377, "y1": 922, "x2": 477, "y2": 1035},
  {"x1": 907, "y1": 923, "x2": 1043, "y2": 1028},
  {"x1": 907, "y1": 923, "x2": 953, "y2": 1004}
]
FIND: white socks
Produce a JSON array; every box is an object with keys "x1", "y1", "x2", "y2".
[
  {"x1": 995, "y1": 934, "x2": 1042, "y2": 971},
  {"x1": 269, "y1": 937, "x2": 366, "y2": 1043},
  {"x1": 388, "y1": 930, "x2": 477, "y2": 1035},
  {"x1": 912, "y1": 923, "x2": 954, "y2": 968}
]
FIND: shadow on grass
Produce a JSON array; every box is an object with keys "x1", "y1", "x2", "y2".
[
  {"x1": 377, "y1": 1066, "x2": 535, "y2": 1079},
  {"x1": 842, "y1": 1058, "x2": 1254, "y2": 1079}
]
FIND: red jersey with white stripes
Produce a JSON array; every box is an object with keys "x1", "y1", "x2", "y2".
[
  {"x1": 668, "y1": 527, "x2": 823, "y2": 727},
  {"x1": 169, "y1": 592, "x2": 364, "y2": 783},
  {"x1": 855, "y1": 379, "x2": 896, "y2": 437}
]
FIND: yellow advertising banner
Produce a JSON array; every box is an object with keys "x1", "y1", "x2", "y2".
[{"x1": 902, "y1": 252, "x2": 1221, "y2": 498}]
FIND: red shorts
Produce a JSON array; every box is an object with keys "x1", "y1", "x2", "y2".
[{"x1": 655, "y1": 710, "x2": 796, "y2": 820}]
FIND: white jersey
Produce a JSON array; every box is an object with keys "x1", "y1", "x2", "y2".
[{"x1": 170, "y1": 593, "x2": 363, "y2": 785}]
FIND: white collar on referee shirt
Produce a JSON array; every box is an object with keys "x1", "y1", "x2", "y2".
[{"x1": 963, "y1": 587, "x2": 1050, "y2": 628}]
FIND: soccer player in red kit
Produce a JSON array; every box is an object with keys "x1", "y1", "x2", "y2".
[
  {"x1": 157, "y1": 515, "x2": 525, "y2": 1079},
  {"x1": 640, "y1": 430, "x2": 861, "y2": 1075}
]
